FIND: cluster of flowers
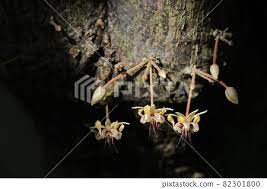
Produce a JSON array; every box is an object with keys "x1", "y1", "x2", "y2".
[
  {"x1": 132, "y1": 104, "x2": 207, "y2": 139},
  {"x1": 90, "y1": 119, "x2": 129, "y2": 145},
  {"x1": 87, "y1": 29, "x2": 239, "y2": 148}
]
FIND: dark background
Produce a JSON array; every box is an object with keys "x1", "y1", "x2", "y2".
[{"x1": 0, "y1": 0, "x2": 266, "y2": 177}]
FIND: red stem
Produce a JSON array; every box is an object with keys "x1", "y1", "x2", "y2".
[
  {"x1": 213, "y1": 37, "x2": 219, "y2": 65},
  {"x1": 149, "y1": 65, "x2": 154, "y2": 106},
  {"x1": 195, "y1": 69, "x2": 229, "y2": 89},
  {"x1": 218, "y1": 80, "x2": 228, "y2": 89},
  {"x1": 103, "y1": 61, "x2": 147, "y2": 89},
  {"x1": 186, "y1": 69, "x2": 196, "y2": 117},
  {"x1": 103, "y1": 73, "x2": 126, "y2": 88},
  {"x1": 105, "y1": 103, "x2": 109, "y2": 119}
]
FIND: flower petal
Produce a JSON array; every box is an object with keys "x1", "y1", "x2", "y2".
[
  {"x1": 175, "y1": 112, "x2": 185, "y2": 117},
  {"x1": 111, "y1": 129, "x2": 122, "y2": 140},
  {"x1": 154, "y1": 113, "x2": 165, "y2": 123},
  {"x1": 95, "y1": 120, "x2": 103, "y2": 131},
  {"x1": 95, "y1": 132, "x2": 102, "y2": 140},
  {"x1": 190, "y1": 123, "x2": 199, "y2": 133},
  {"x1": 197, "y1": 110, "x2": 208, "y2": 115},
  {"x1": 163, "y1": 108, "x2": 174, "y2": 111},
  {"x1": 137, "y1": 109, "x2": 144, "y2": 116},
  {"x1": 178, "y1": 114, "x2": 186, "y2": 124},
  {"x1": 157, "y1": 107, "x2": 173, "y2": 115},
  {"x1": 105, "y1": 119, "x2": 112, "y2": 128},
  {"x1": 119, "y1": 122, "x2": 130, "y2": 125},
  {"x1": 167, "y1": 114, "x2": 175, "y2": 126},
  {"x1": 188, "y1": 109, "x2": 199, "y2": 118},
  {"x1": 173, "y1": 123, "x2": 182, "y2": 133},
  {"x1": 192, "y1": 115, "x2": 200, "y2": 124},
  {"x1": 188, "y1": 109, "x2": 199, "y2": 121},
  {"x1": 143, "y1": 105, "x2": 152, "y2": 115},
  {"x1": 132, "y1": 106, "x2": 144, "y2": 109},
  {"x1": 115, "y1": 132, "x2": 122, "y2": 140},
  {"x1": 111, "y1": 121, "x2": 119, "y2": 129},
  {"x1": 118, "y1": 124, "x2": 125, "y2": 132},
  {"x1": 140, "y1": 114, "x2": 152, "y2": 124}
]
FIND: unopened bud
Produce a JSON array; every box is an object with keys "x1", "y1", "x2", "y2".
[
  {"x1": 158, "y1": 70, "x2": 166, "y2": 79},
  {"x1": 91, "y1": 86, "x2": 106, "y2": 106},
  {"x1": 210, "y1": 64, "x2": 220, "y2": 80},
  {"x1": 225, "y1": 87, "x2": 239, "y2": 104}
]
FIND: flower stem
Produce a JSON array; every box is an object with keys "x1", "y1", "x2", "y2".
[
  {"x1": 103, "y1": 61, "x2": 148, "y2": 89},
  {"x1": 186, "y1": 66, "x2": 196, "y2": 117},
  {"x1": 149, "y1": 64, "x2": 154, "y2": 106},
  {"x1": 195, "y1": 69, "x2": 228, "y2": 88},
  {"x1": 195, "y1": 69, "x2": 215, "y2": 81},
  {"x1": 218, "y1": 80, "x2": 228, "y2": 89},
  {"x1": 195, "y1": 69, "x2": 229, "y2": 89},
  {"x1": 105, "y1": 103, "x2": 109, "y2": 120},
  {"x1": 103, "y1": 73, "x2": 125, "y2": 88},
  {"x1": 196, "y1": 72, "x2": 214, "y2": 83},
  {"x1": 213, "y1": 37, "x2": 219, "y2": 65}
]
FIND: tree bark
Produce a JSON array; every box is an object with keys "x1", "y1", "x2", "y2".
[{"x1": 56, "y1": 0, "x2": 212, "y2": 103}]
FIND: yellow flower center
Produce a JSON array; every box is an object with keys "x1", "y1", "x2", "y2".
[
  {"x1": 178, "y1": 115, "x2": 186, "y2": 124},
  {"x1": 144, "y1": 105, "x2": 156, "y2": 115}
]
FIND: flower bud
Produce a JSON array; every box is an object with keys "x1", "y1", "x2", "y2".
[
  {"x1": 91, "y1": 86, "x2": 106, "y2": 106},
  {"x1": 210, "y1": 64, "x2": 220, "y2": 80},
  {"x1": 158, "y1": 70, "x2": 166, "y2": 79},
  {"x1": 225, "y1": 87, "x2": 239, "y2": 104}
]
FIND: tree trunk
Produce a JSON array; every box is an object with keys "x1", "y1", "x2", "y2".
[{"x1": 54, "y1": 0, "x2": 212, "y2": 103}]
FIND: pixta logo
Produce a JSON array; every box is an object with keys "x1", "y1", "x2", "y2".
[{"x1": 74, "y1": 75, "x2": 101, "y2": 104}]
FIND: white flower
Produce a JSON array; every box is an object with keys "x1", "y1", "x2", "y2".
[
  {"x1": 167, "y1": 110, "x2": 207, "y2": 139},
  {"x1": 90, "y1": 119, "x2": 129, "y2": 143},
  {"x1": 132, "y1": 105, "x2": 173, "y2": 125}
]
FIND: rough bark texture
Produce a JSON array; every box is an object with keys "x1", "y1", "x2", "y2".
[
  {"x1": 1, "y1": 0, "x2": 212, "y2": 102},
  {"x1": 108, "y1": 0, "x2": 210, "y2": 68},
  {"x1": 51, "y1": 0, "x2": 213, "y2": 103},
  {"x1": 107, "y1": 0, "x2": 212, "y2": 103}
]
